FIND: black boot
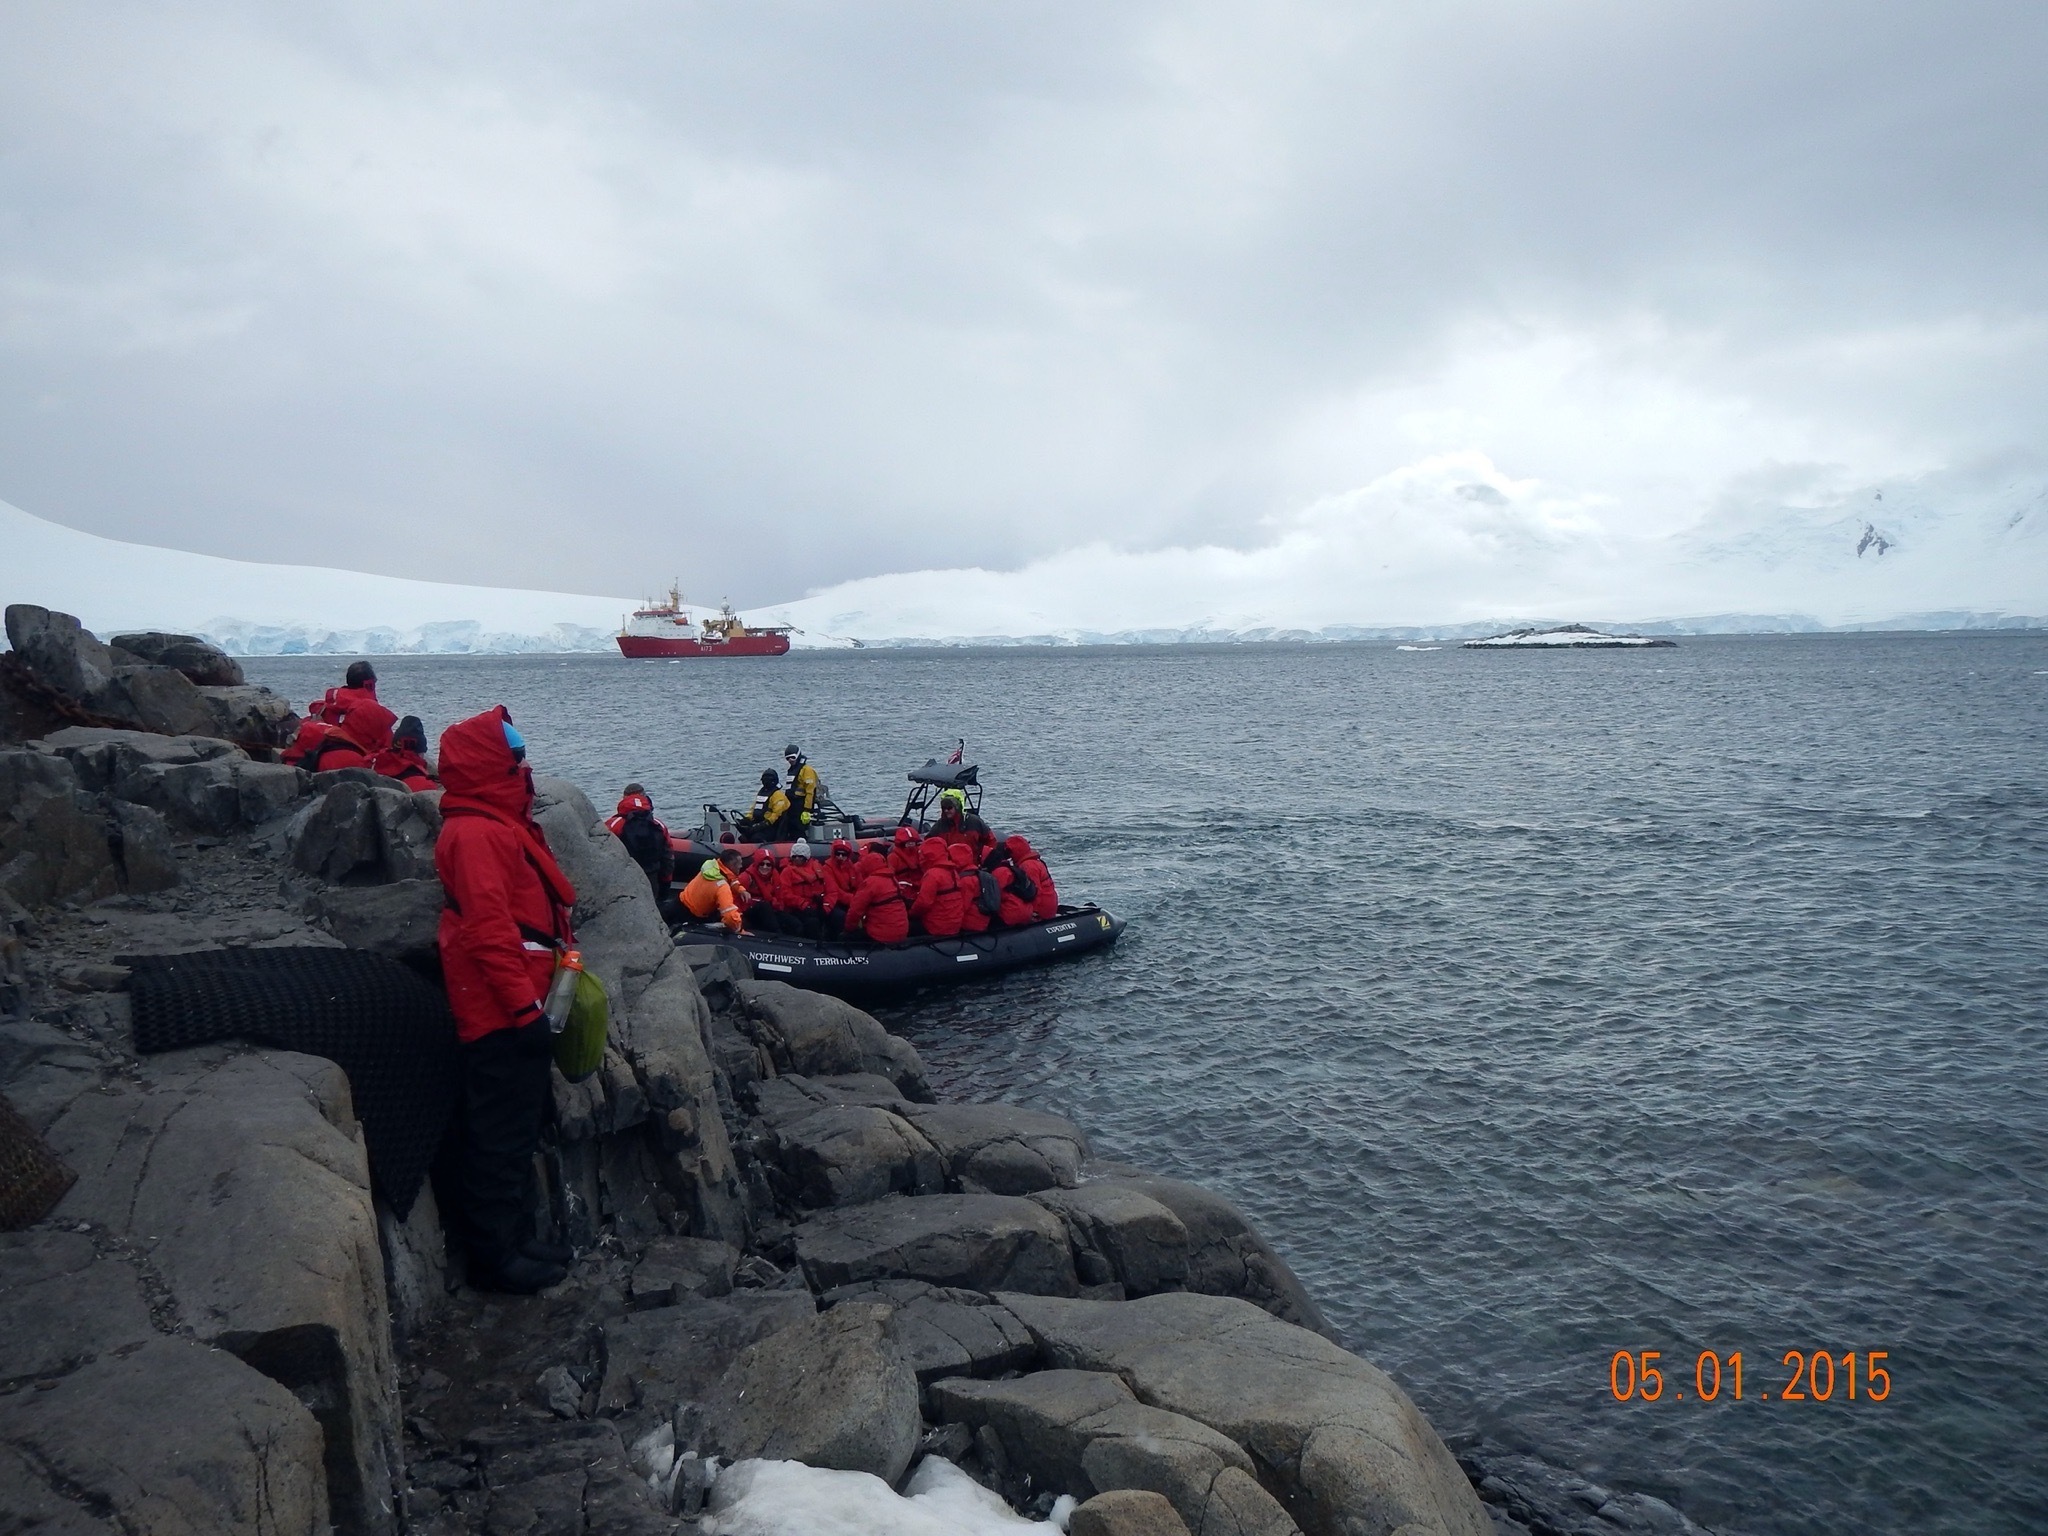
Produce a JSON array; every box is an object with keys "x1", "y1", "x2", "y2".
[{"x1": 472, "y1": 1251, "x2": 568, "y2": 1295}]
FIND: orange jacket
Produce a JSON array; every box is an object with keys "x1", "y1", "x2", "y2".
[{"x1": 681, "y1": 871, "x2": 743, "y2": 933}]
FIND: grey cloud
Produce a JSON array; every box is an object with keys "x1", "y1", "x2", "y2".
[{"x1": 1, "y1": 1, "x2": 2043, "y2": 607}]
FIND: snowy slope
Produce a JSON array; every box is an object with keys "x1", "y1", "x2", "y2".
[{"x1": 1, "y1": 497, "x2": 635, "y2": 653}]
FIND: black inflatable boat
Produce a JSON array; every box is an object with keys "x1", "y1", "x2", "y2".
[{"x1": 673, "y1": 904, "x2": 1124, "y2": 995}]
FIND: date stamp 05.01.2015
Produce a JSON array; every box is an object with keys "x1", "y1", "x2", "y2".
[{"x1": 1609, "y1": 1350, "x2": 1892, "y2": 1403}]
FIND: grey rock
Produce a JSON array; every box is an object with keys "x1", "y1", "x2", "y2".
[
  {"x1": 1090, "y1": 1173, "x2": 1332, "y2": 1336},
  {"x1": 735, "y1": 978, "x2": 932, "y2": 1099},
  {"x1": 312, "y1": 878, "x2": 444, "y2": 962},
  {"x1": 796, "y1": 1192, "x2": 1079, "y2": 1296},
  {"x1": 0, "y1": 1018, "x2": 104, "y2": 1131},
  {"x1": 628, "y1": 1235, "x2": 739, "y2": 1309},
  {"x1": 899, "y1": 1100, "x2": 1089, "y2": 1195},
  {"x1": 1033, "y1": 1183, "x2": 1190, "y2": 1298},
  {"x1": 32, "y1": 725, "x2": 242, "y2": 792},
  {"x1": 533, "y1": 776, "x2": 673, "y2": 996},
  {"x1": 289, "y1": 780, "x2": 384, "y2": 882},
  {"x1": 42, "y1": 1050, "x2": 400, "y2": 1536},
  {"x1": 1074, "y1": 1490, "x2": 1198, "y2": 1536},
  {"x1": 537, "y1": 1364, "x2": 583, "y2": 1418},
  {"x1": 771, "y1": 1102, "x2": 945, "y2": 1208},
  {"x1": 755, "y1": 1070, "x2": 910, "y2": 1120},
  {"x1": 197, "y1": 684, "x2": 298, "y2": 746},
  {"x1": 108, "y1": 800, "x2": 178, "y2": 892},
  {"x1": 616, "y1": 949, "x2": 748, "y2": 1241},
  {"x1": 98, "y1": 663, "x2": 216, "y2": 736},
  {"x1": 0, "y1": 1335, "x2": 331, "y2": 1536},
  {"x1": 822, "y1": 1278, "x2": 1036, "y2": 1386},
  {"x1": 931, "y1": 1369, "x2": 1296, "y2": 1536},
  {"x1": 0, "y1": 749, "x2": 118, "y2": 909},
  {"x1": 0, "y1": 1231, "x2": 154, "y2": 1383},
  {"x1": 471, "y1": 1420, "x2": 672, "y2": 1536},
  {"x1": 131, "y1": 756, "x2": 310, "y2": 833},
  {"x1": 108, "y1": 631, "x2": 245, "y2": 686},
  {"x1": 700, "y1": 1301, "x2": 921, "y2": 1484},
  {"x1": 5, "y1": 605, "x2": 117, "y2": 702},
  {"x1": 379, "y1": 1181, "x2": 448, "y2": 1344},
  {"x1": 597, "y1": 1289, "x2": 816, "y2": 1419},
  {"x1": 1466, "y1": 1453, "x2": 1711, "y2": 1536},
  {"x1": 994, "y1": 1291, "x2": 1490, "y2": 1536}
]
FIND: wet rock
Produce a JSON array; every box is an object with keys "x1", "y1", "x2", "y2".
[
  {"x1": 701, "y1": 1300, "x2": 922, "y2": 1483},
  {"x1": 0, "y1": 749, "x2": 118, "y2": 908},
  {"x1": 1074, "y1": 1490, "x2": 1197, "y2": 1536},
  {"x1": 1032, "y1": 1184, "x2": 1189, "y2": 1297},
  {"x1": 41, "y1": 1050, "x2": 401, "y2": 1536},
  {"x1": 823, "y1": 1278, "x2": 1037, "y2": 1387},
  {"x1": 796, "y1": 1192, "x2": 1079, "y2": 1296},
  {"x1": 108, "y1": 800, "x2": 179, "y2": 893},
  {"x1": 628, "y1": 1235, "x2": 739, "y2": 1309},
  {"x1": 108, "y1": 631, "x2": 245, "y2": 687},
  {"x1": 1089, "y1": 1173, "x2": 1331, "y2": 1336},
  {"x1": 770, "y1": 1101, "x2": 946, "y2": 1208},
  {"x1": 932, "y1": 1369, "x2": 1297, "y2": 1536},
  {"x1": 898, "y1": 1101, "x2": 1089, "y2": 1195},
  {"x1": 734, "y1": 978, "x2": 932, "y2": 1099},
  {"x1": 1463, "y1": 1452, "x2": 1711, "y2": 1536},
  {"x1": 994, "y1": 1291, "x2": 1490, "y2": 1536},
  {"x1": 311, "y1": 878, "x2": 443, "y2": 963},
  {"x1": 5, "y1": 604, "x2": 118, "y2": 702},
  {"x1": 597, "y1": 1289, "x2": 816, "y2": 1420}
]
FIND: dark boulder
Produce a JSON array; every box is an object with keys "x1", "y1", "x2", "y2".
[{"x1": 108, "y1": 631, "x2": 246, "y2": 686}]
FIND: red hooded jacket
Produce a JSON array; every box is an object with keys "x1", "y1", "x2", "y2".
[
  {"x1": 844, "y1": 869, "x2": 910, "y2": 944},
  {"x1": 822, "y1": 845, "x2": 861, "y2": 909},
  {"x1": 910, "y1": 839, "x2": 968, "y2": 937},
  {"x1": 286, "y1": 686, "x2": 397, "y2": 772},
  {"x1": 951, "y1": 842, "x2": 993, "y2": 934},
  {"x1": 773, "y1": 858, "x2": 827, "y2": 913},
  {"x1": 370, "y1": 745, "x2": 437, "y2": 791},
  {"x1": 1005, "y1": 835, "x2": 1057, "y2": 920},
  {"x1": 433, "y1": 707, "x2": 577, "y2": 1044}
]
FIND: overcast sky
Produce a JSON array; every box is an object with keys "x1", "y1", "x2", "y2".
[{"x1": 4, "y1": 2, "x2": 2044, "y2": 612}]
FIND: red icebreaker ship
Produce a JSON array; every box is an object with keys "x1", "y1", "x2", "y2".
[{"x1": 615, "y1": 587, "x2": 795, "y2": 659}]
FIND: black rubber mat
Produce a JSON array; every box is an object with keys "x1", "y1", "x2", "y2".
[{"x1": 126, "y1": 946, "x2": 458, "y2": 1218}]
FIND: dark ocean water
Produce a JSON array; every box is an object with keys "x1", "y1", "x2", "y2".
[{"x1": 249, "y1": 636, "x2": 2048, "y2": 1535}]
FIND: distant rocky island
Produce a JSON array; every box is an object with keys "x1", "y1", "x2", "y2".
[{"x1": 1461, "y1": 624, "x2": 1678, "y2": 649}]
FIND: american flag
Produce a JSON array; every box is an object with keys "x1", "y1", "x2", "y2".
[{"x1": 947, "y1": 739, "x2": 964, "y2": 764}]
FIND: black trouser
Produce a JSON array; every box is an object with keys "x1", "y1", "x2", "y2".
[{"x1": 453, "y1": 1019, "x2": 555, "y2": 1272}]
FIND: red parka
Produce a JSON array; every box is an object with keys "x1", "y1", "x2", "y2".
[
  {"x1": 993, "y1": 860, "x2": 1033, "y2": 927},
  {"x1": 285, "y1": 686, "x2": 396, "y2": 772},
  {"x1": 1005, "y1": 835, "x2": 1057, "y2": 920},
  {"x1": 773, "y1": 858, "x2": 827, "y2": 914},
  {"x1": 845, "y1": 869, "x2": 910, "y2": 944},
  {"x1": 889, "y1": 829, "x2": 923, "y2": 887},
  {"x1": 822, "y1": 844, "x2": 861, "y2": 909},
  {"x1": 434, "y1": 707, "x2": 577, "y2": 1044},
  {"x1": 910, "y1": 840, "x2": 968, "y2": 937},
  {"x1": 370, "y1": 745, "x2": 438, "y2": 791},
  {"x1": 951, "y1": 843, "x2": 993, "y2": 934}
]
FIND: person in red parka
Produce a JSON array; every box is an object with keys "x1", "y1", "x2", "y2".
[
  {"x1": 771, "y1": 841, "x2": 828, "y2": 938},
  {"x1": 988, "y1": 846, "x2": 1035, "y2": 927},
  {"x1": 369, "y1": 714, "x2": 438, "y2": 790},
  {"x1": 888, "y1": 826, "x2": 923, "y2": 887},
  {"x1": 952, "y1": 841, "x2": 994, "y2": 934},
  {"x1": 822, "y1": 839, "x2": 860, "y2": 910},
  {"x1": 844, "y1": 862, "x2": 911, "y2": 944},
  {"x1": 286, "y1": 661, "x2": 396, "y2": 772},
  {"x1": 1004, "y1": 834, "x2": 1058, "y2": 920},
  {"x1": 910, "y1": 837, "x2": 968, "y2": 937},
  {"x1": 434, "y1": 707, "x2": 576, "y2": 1295}
]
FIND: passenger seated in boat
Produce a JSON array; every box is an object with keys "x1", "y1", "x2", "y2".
[
  {"x1": 768, "y1": 840, "x2": 827, "y2": 939},
  {"x1": 740, "y1": 770, "x2": 798, "y2": 839},
  {"x1": 1003, "y1": 835, "x2": 1058, "y2": 920},
  {"x1": 844, "y1": 858, "x2": 911, "y2": 944},
  {"x1": 888, "y1": 826, "x2": 923, "y2": 887},
  {"x1": 822, "y1": 839, "x2": 861, "y2": 930},
  {"x1": 985, "y1": 843, "x2": 1037, "y2": 928},
  {"x1": 680, "y1": 858, "x2": 743, "y2": 934},
  {"x1": 910, "y1": 838, "x2": 968, "y2": 938},
  {"x1": 952, "y1": 842, "x2": 995, "y2": 935}
]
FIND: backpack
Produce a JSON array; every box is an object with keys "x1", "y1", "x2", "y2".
[
  {"x1": 618, "y1": 814, "x2": 671, "y2": 881},
  {"x1": 975, "y1": 870, "x2": 1003, "y2": 918},
  {"x1": 1009, "y1": 868, "x2": 1037, "y2": 904}
]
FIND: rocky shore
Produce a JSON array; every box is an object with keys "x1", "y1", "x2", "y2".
[{"x1": 0, "y1": 604, "x2": 1712, "y2": 1536}]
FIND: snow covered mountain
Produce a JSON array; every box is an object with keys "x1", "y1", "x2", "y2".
[{"x1": 5, "y1": 458, "x2": 2044, "y2": 654}]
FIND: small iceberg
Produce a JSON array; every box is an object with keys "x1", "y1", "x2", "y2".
[{"x1": 1461, "y1": 624, "x2": 1677, "y2": 649}]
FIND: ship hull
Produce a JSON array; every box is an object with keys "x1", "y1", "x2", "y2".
[{"x1": 617, "y1": 634, "x2": 792, "y2": 658}]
